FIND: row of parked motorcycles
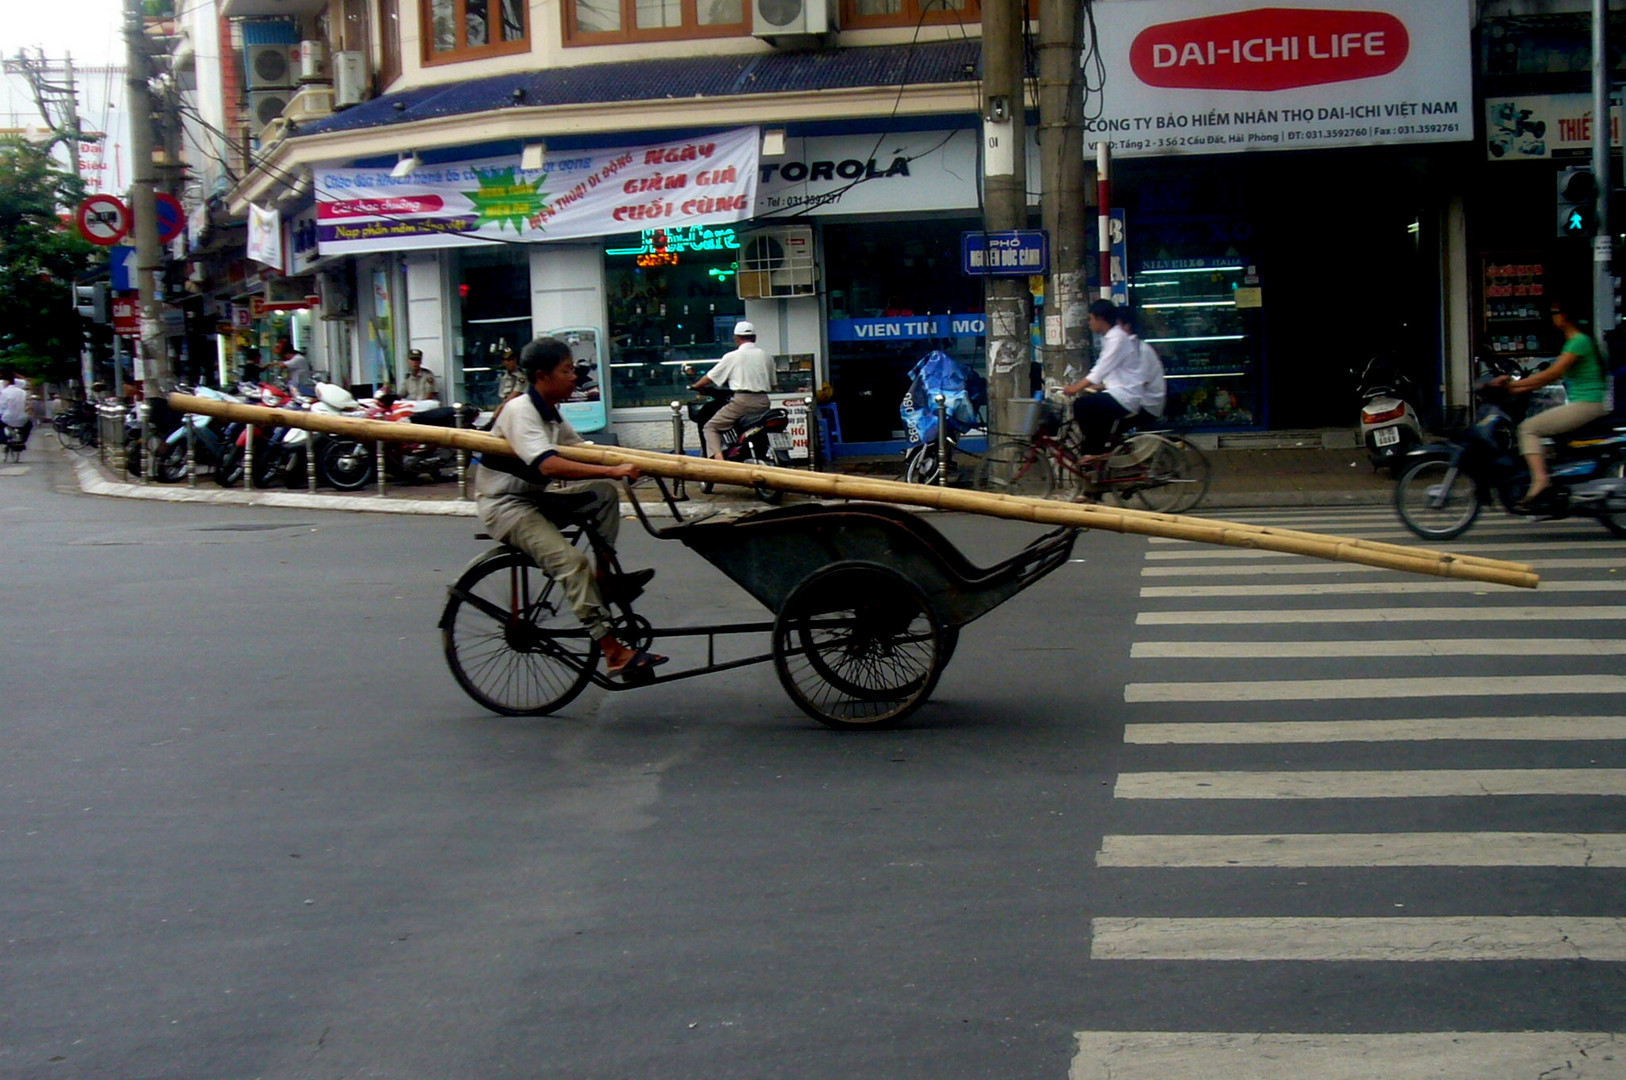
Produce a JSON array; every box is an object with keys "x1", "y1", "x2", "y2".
[{"x1": 127, "y1": 382, "x2": 482, "y2": 489}]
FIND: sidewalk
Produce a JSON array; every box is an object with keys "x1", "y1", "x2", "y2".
[{"x1": 59, "y1": 430, "x2": 1397, "y2": 515}]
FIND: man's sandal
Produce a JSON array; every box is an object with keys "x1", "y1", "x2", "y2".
[{"x1": 606, "y1": 649, "x2": 669, "y2": 681}]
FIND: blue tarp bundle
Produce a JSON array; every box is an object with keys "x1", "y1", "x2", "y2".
[{"x1": 900, "y1": 351, "x2": 986, "y2": 444}]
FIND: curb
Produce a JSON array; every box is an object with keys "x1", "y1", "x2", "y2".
[{"x1": 63, "y1": 450, "x2": 1395, "y2": 517}]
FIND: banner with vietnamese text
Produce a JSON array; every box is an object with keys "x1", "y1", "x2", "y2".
[{"x1": 314, "y1": 127, "x2": 760, "y2": 255}]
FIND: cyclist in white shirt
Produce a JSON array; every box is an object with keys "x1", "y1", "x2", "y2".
[{"x1": 1064, "y1": 300, "x2": 1148, "y2": 453}]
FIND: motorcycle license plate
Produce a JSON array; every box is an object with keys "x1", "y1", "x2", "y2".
[
  {"x1": 768, "y1": 433, "x2": 794, "y2": 450},
  {"x1": 1373, "y1": 426, "x2": 1401, "y2": 447}
]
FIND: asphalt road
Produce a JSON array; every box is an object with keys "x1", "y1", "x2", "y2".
[{"x1": 4, "y1": 448, "x2": 1625, "y2": 1079}]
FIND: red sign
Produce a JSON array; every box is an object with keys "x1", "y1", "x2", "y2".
[
  {"x1": 76, "y1": 194, "x2": 130, "y2": 246},
  {"x1": 111, "y1": 294, "x2": 139, "y2": 337},
  {"x1": 249, "y1": 295, "x2": 321, "y2": 317},
  {"x1": 1130, "y1": 7, "x2": 1409, "y2": 92}
]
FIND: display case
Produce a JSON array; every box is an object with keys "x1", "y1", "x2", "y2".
[
  {"x1": 1478, "y1": 257, "x2": 1549, "y2": 364},
  {"x1": 1131, "y1": 258, "x2": 1264, "y2": 429}
]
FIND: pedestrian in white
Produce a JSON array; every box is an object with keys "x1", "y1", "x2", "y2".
[{"x1": 689, "y1": 320, "x2": 775, "y2": 459}]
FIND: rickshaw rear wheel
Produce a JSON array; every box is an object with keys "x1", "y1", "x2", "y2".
[
  {"x1": 442, "y1": 549, "x2": 599, "y2": 716},
  {"x1": 772, "y1": 563, "x2": 944, "y2": 730}
]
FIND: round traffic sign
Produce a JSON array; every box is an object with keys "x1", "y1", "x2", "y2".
[
  {"x1": 155, "y1": 193, "x2": 185, "y2": 243},
  {"x1": 76, "y1": 194, "x2": 129, "y2": 246}
]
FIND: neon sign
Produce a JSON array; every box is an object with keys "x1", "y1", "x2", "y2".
[{"x1": 606, "y1": 225, "x2": 740, "y2": 257}]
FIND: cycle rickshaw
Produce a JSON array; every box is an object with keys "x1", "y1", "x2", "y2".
[{"x1": 440, "y1": 480, "x2": 1076, "y2": 729}]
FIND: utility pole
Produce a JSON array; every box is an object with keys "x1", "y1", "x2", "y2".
[
  {"x1": 1592, "y1": 0, "x2": 1615, "y2": 349},
  {"x1": 981, "y1": 0, "x2": 1031, "y2": 437},
  {"x1": 125, "y1": 0, "x2": 168, "y2": 394},
  {"x1": 62, "y1": 55, "x2": 81, "y2": 179},
  {"x1": 1037, "y1": 0, "x2": 1087, "y2": 389}
]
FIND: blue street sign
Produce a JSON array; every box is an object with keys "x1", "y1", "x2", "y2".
[
  {"x1": 962, "y1": 230, "x2": 1048, "y2": 276},
  {"x1": 109, "y1": 246, "x2": 135, "y2": 291}
]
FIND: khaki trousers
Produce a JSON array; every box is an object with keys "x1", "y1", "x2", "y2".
[
  {"x1": 1517, "y1": 400, "x2": 1610, "y2": 457},
  {"x1": 482, "y1": 479, "x2": 620, "y2": 640},
  {"x1": 702, "y1": 391, "x2": 771, "y2": 458}
]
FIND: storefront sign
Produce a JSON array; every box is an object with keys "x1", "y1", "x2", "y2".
[
  {"x1": 315, "y1": 128, "x2": 760, "y2": 255},
  {"x1": 828, "y1": 314, "x2": 987, "y2": 342},
  {"x1": 758, "y1": 129, "x2": 984, "y2": 217},
  {"x1": 1485, "y1": 95, "x2": 1622, "y2": 161},
  {"x1": 1109, "y1": 210, "x2": 1129, "y2": 305},
  {"x1": 963, "y1": 230, "x2": 1048, "y2": 275},
  {"x1": 247, "y1": 204, "x2": 283, "y2": 269},
  {"x1": 1086, "y1": 0, "x2": 1472, "y2": 157},
  {"x1": 231, "y1": 304, "x2": 252, "y2": 330}
]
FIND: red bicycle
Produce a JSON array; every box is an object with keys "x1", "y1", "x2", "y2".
[{"x1": 974, "y1": 413, "x2": 1210, "y2": 513}]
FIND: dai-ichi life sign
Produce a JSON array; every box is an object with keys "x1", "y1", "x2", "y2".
[{"x1": 1085, "y1": 0, "x2": 1473, "y2": 157}]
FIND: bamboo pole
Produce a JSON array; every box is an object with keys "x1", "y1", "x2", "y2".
[{"x1": 169, "y1": 393, "x2": 1540, "y2": 590}]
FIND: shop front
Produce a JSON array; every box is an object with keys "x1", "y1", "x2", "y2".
[{"x1": 1087, "y1": 0, "x2": 1476, "y2": 433}]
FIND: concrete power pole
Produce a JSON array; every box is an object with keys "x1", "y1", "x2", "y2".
[
  {"x1": 982, "y1": 0, "x2": 1032, "y2": 437},
  {"x1": 1592, "y1": 0, "x2": 1615, "y2": 349},
  {"x1": 1037, "y1": 0, "x2": 1087, "y2": 389},
  {"x1": 125, "y1": 0, "x2": 168, "y2": 394}
]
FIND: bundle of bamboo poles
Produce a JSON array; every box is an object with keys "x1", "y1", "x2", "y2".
[{"x1": 169, "y1": 392, "x2": 1539, "y2": 590}]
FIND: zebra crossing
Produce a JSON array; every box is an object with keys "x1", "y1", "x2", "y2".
[{"x1": 1073, "y1": 506, "x2": 1626, "y2": 1079}]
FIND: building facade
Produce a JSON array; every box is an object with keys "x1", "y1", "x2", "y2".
[{"x1": 164, "y1": 0, "x2": 1621, "y2": 454}]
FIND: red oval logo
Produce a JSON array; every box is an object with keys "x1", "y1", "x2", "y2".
[{"x1": 1130, "y1": 7, "x2": 1409, "y2": 92}]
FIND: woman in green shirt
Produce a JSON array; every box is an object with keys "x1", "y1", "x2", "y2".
[{"x1": 1500, "y1": 302, "x2": 1610, "y2": 507}]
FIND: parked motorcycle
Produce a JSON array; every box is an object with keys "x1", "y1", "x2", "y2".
[
  {"x1": 1394, "y1": 354, "x2": 1626, "y2": 539},
  {"x1": 317, "y1": 395, "x2": 478, "y2": 490},
  {"x1": 686, "y1": 386, "x2": 791, "y2": 504},
  {"x1": 1355, "y1": 352, "x2": 1425, "y2": 476},
  {"x1": 154, "y1": 386, "x2": 243, "y2": 483}
]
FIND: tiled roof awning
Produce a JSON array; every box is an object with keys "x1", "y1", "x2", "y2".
[{"x1": 300, "y1": 40, "x2": 983, "y2": 137}]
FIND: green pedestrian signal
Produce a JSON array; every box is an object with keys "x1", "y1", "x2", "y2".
[{"x1": 1557, "y1": 166, "x2": 1597, "y2": 237}]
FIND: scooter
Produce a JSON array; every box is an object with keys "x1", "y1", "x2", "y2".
[
  {"x1": 1355, "y1": 352, "x2": 1425, "y2": 477},
  {"x1": 154, "y1": 386, "x2": 243, "y2": 483},
  {"x1": 1393, "y1": 354, "x2": 1626, "y2": 540},
  {"x1": 686, "y1": 386, "x2": 792, "y2": 504}
]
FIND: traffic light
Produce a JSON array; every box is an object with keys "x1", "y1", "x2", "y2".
[
  {"x1": 1558, "y1": 166, "x2": 1597, "y2": 237},
  {"x1": 74, "y1": 283, "x2": 111, "y2": 322}
]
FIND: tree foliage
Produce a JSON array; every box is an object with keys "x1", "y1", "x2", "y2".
[{"x1": 0, "y1": 138, "x2": 99, "y2": 378}]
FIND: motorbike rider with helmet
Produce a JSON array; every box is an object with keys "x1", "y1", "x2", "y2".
[
  {"x1": 689, "y1": 320, "x2": 774, "y2": 460},
  {"x1": 1494, "y1": 300, "x2": 1611, "y2": 509}
]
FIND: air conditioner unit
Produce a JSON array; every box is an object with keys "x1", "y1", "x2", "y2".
[
  {"x1": 245, "y1": 43, "x2": 299, "y2": 90},
  {"x1": 752, "y1": 0, "x2": 835, "y2": 38},
  {"x1": 332, "y1": 51, "x2": 367, "y2": 108},
  {"x1": 736, "y1": 226, "x2": 817, "y2": 300},
  {"x1": 285, "y1": 84, "x2": 335, "y2": 123},
  {"x1": 248, "y1": 89, "x2": 293, "y2": 137},
  {"x1": 297, "y1": 40, "x2": 327, "y2": 82}
]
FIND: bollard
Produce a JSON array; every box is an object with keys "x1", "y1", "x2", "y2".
[
  {"x1": 139, "y1": 401, "x2": 151, "y2": 485},
  {"x1": 934, "y1": 393, "x2": 948, "y2": 487},
  {"x1": 454, "y1": 402, "x2": 469, "y2": 500},
  {"x1": 376, "y1": 440, "x2": 387, "y2": 498},
  {"x1": 669, "y1": 400, "x2": 688, "y2": 500},
  {"x1": 185, "y1": 415, "x2": 197, "y2": 488},
  {"x1": 243, "y1": 425, "x2": 254, "y2": 492},
  {"x1": 806, "y1": 399, "x2": 822, "y2": 472},
  {"x1": 305, "y1": 433, "x2": 318, "y2": 492}
]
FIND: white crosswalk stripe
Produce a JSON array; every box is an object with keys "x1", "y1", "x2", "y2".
[
  {"x1": 1069, "y1": 1031, "x2": 1626, "y2": 1080},
  {"x1": 1139, "y1": 605, "x2": 1626, "y2": 623},
  {"x1": 1131, "y1": 638, "x2": 1626, "y2": 658},
  {"x1": 1095, "y1": 831, "x2": 1626, "y2": 867},
  {"x1": 1085, "y1": 508, "x2": 1626, "y2": 1061},
  {"x1": 1125, "y1": 715, "x2": 1626, "y2": 743}
]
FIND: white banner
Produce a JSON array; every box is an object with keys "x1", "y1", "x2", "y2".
[
  {"x1": 1085, "y1": 0, "x2": 1473, "y2": 157},
  {"x1": 314, "y1": 128, "x2": 760, "y2": 255},
  {"x1": 1486, "y1": 95, "x2": 1622, "y2": 161},
  {"x1": 247, "y1": 204, "x2": 283, "y2": 270}
]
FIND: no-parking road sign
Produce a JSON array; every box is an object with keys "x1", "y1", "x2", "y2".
[{"x1": 76, "y1": 194, "x2": 130, "y2": 246}]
